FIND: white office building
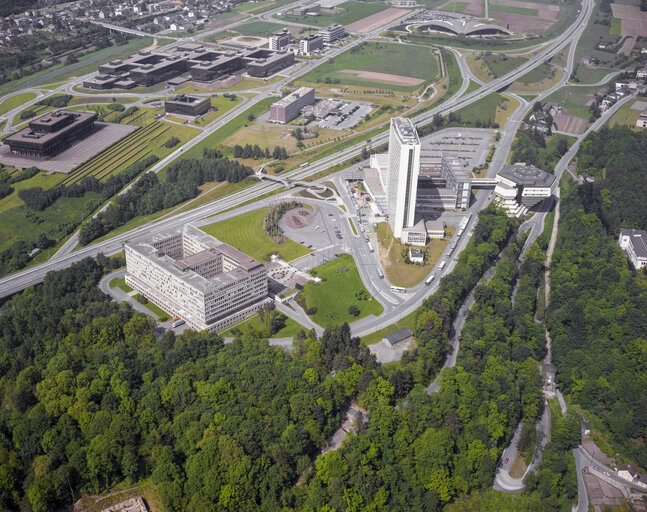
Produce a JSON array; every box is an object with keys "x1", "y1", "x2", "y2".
[
  {"x1": 125, "y1": 224, "x2": 269, "y2": 332},
  {"x1": 386, "y1": 117, "x2": 421, "y2": 238},
  {"x1": 318, "y1": 23, "x2": 346, "y2": 43},
  {"x1": 619, "y1": 228, "x2": 647, "y2": 269},
  {"x1": 494, "y1": 163, "x2": 556, "y2": 217},
  {"x1": 299, "y1": 34, "x2": 324, "y2": 55}
]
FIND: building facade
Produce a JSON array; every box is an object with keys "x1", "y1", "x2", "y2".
[
  {"x1": 386, "y1": 118, "x2": 421, "y2": 238},
  {"x1": 619, "y1": 228, "x2": 647, "y2": 269},
  {"x1": 299, "y1": 34, "x2": 324, "y2": 55},
  {"x1": 125, "y1": 224, "x2": 269, "y2": 332},
  {"x1": 269, "y1": 30, "x2": 291, "y2": 50},
  {"x1": 318, "y1": 23, "x2": 346, "y2": 43},
  {"x1": 164, "y1": 94, "x2": 211, "y2": 117},
  {"x1": 5, "y1": 110, "x2": 98, "y2": 157},
  {"x1": 494, "y1": 163, "x2": 556, "y2": 216},
  {"x1": 268, "y1": 87, "x2": 316, "y2": 123}
]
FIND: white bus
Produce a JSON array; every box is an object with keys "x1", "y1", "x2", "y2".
[
  {"x1": 438, "y1": 260, "x2": 446, "y2": 270},
  {"x1": 390, "y1": 285, "x2": 406, "y2": 293},
  {"x1": 425, "y1": 275, "x2": 435, "y2": 286},
  {"x1": 377, "y1": 269, "x2": 384, "y2": 279},
  {"x1": 367, "y1": 242, "x2": 374, "y2": 253}
]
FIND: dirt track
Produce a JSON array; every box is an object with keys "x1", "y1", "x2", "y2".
[{"x1": 346, "y1": 7, "x2": 409, "y2": 33}]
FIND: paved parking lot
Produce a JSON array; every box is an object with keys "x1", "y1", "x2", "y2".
[
  {"x1": 422, "y1": 128, "x2": 495, "y2": 170},
  {"x1": 318, "y1": 101, "x2": 374, "y2": 130}
]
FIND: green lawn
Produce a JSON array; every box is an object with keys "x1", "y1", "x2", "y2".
[
  {"x1": 0, "y1": 172, "x2": 66, "y2": 214},
  {"x1": 277, "y1": 1, "x2": 389, "y2": 27},
  {"x1": 441, "y1": 1, "x2": 469, "y2": 13},
  {"x1": 220, "y1": 313, "x2": 306, "y2": 338},
  {"x1": 109, "y1": 276, "x2": 133, "y2": 293},
  {"x1": 572, "y1": 7, "x2": 620, "y2": 82},
  {"x1": 0, "y1": 92, "x2": 37, "y2": 116},
  {"x1": 134, "y1": 294, "x2": 170, "y2": 320},
  {"x1": 545, "y1": 81, "x2": 613, "y2": 119},
  {"x1": 490, "y1": 3, "x2": 538, "y2": 16},
  {"x1": 455, "y1": 92, "x2": 504, "y2": 125},
  {"x1": 235, "y1": 21, "x2": 289, "y2": 36},
  {"x1": 296, "y1": 42, "x2": 440, "y2": 92},
  {"x1": 610, "y1": 17, "x2": 621, "y2": 36},
  {"x1": 301, "y1": 253, "x2": 383, "y2": 327},
  {"x1": 608, "y1": 100, "x2": 642, "y2": 128},
  {"x1": 201, "y1": 207, "x2": 310, "y2": 262},
  {"x1": 481, "y1": 54, "x2": 528, "y2": 79},
  {"x1": 360, "y1": 309, "x2": 417, "y2": 346}
]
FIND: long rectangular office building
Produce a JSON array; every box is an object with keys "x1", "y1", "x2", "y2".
[
  {"x1": 269, "y1": 87, "x2": 316, "y2": 123},
  {"x1": 125, "y1": 224, "x2": 269, "y2": 332}
]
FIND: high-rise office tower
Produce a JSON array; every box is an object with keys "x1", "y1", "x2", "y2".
[{"x1": 386, "y1": 118, "x2": 421, "y2": 238}]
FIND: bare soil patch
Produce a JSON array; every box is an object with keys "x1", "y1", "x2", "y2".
[
  {"x1": 619, "y1": 35, "x2": 637, "y2": 55},
  {"x1": 283, "y1": 207, "x2": 316, "y2": 229},
  {"x1": 611, "y1": 3, "x2": 647, "y2": 20},
  {"x1": 205, "y1": 13, "x2": 247, "y2": 29},
  {"x1": 553, "y1": 110, "x2": 587, "y2": 134},
  {"x1": 493, "y1": 2, "x2": 559, "y2": 34},
  {"x1": 346, "y1": 7, "x2": 409, "y2": 33},
  {"x1": 611, "y1": 4, "x2": 647, "y2": 37},
  {"x1": 340, "y1": 69, "x2": 424, "y2": 86}
]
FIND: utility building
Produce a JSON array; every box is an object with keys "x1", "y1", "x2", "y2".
[{"x1": 386, "y1": 118, "x2": 421, "y2": 239}]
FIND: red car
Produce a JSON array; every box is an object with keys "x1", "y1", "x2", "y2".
[{"x1": 505, "y1": 458, "x2": 509, "y2": 464}]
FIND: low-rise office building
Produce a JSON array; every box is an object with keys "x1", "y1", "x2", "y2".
[
  {"x1": 299, "y1": 34, "x2": 324, "y2": 54},
  {"x1": 125, "y1": 224, "x2": 269, "y2": 332},
  {"x1": 319, "y1": 23, "x2": 346, "y2": 43},
  {"x1": 618, "y1": 228, "x2": 647, "y2": 269},
  {"x1": 269, "y1": 29, "x2": 291, "y2": 50},
  {"x1": 5, "y1": 110, "x2": 98, "y2": 157},
  {"x1": 164, "y1": 94, "x2": 211, "y2": 117},
  {"x1": 269, "y1": 87, "x2": 316, "y2": 123},
  {"x1": 494, "y1": 163, "x2": 556, "y2": 216}
]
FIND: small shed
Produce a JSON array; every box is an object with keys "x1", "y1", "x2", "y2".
[{"x1": 382, "y1": 327, "x2": 414, "y2": 348}]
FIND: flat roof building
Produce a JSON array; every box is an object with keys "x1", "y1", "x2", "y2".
[
  {"x1": 164, "y1": 94, "x2": 211, "y2": 117},
  {"x1": 495, "y1": 163, "x2": 556, "y2": 216},
  {"x1": 382, "y1": 327, "x2": 414, "y2": 348},
  {"x1": 269, "y1": 87, "x2": 316, "y2": 123},
  {"x1": 5, "y1": 110, "x2": 98, "y2": 157},
  {"x1": 125, "y1": 224, "x2": 269, "y2": 332},
  {"x1": 270, "y1": 29, "x2": 291, "y2": 50},
  {"x1": 300, "y1": 34, "x2": 324, "y2": 55},
  {"x1": 318, "y1": 23, "x2": 346, "y2": 43},
  {"x1": 387, "y1": 118, "x2": 421, "y2": 239},
  {"x1": 84, "y1": 47, "x2": 295, "y2": 90},
  {"x1": 619, "y1": 228, "x2": 647, "y2": 270}
]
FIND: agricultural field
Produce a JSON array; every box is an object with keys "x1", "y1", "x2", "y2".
[
  {"x1": 546, "y1": 82, "x2": 610, "y2": 119},
  {"x1": 0, "y1": 93, "x2": 37, "y2": 116},
  {"x1": 607, "y1": 99, "x2": 644, "y2": 128},
  {"x1": 235, "y1": 21, "x2": 292, "y2": 36},
  {"x1": 489, "y1": 0, "x2": 560, "y2": 34},
  {"x1": 440, "y1": 1, "x2": 469, "y2": 13},
  {"x1": 375, "y1": 223, "x2": 450, "y2": 288},
  {"x1": 201, "y1": 207, "x2": 311, "y2": 262},
  {"x1": 467, "y1": 53, "x2": 528, "y2": 83},
  {"x1": 295, "y1": 41, "x2": 440, "y2": 92},
  {"x1": 300, "y1": 253, "x2": 384, "y2": 326},
  {"x1": 277, "y1": 1, "x2": 390, "y2": 27}
]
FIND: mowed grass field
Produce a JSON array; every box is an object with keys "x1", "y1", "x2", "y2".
[
  {"x1": 235, "y1": 21, "x2": 289, "y2": 36},
  {"x1": 219, "y1": 314, "x2": 305, "y2": 337},
  {"x1": 468, "y1": 53, "x2": 528, "y2": 83},
  {"x1": 0, "y1": 92, "x2": 37, "y2": 116},
  {"x1": 441, "y1": 1, "x2": 469, "y2": 13},
  {"x1": 277, "y1": 1, "x2": 389, "y2": 26},
  {"x1": 301, "y1": 253, "x2": 383, "y2": 327},
  {"x1": 296, "y1": 42, "x2": 440, "y2": 92},
  {"x1": 490, "y1": 3, "x2": 538, "y2": 16},
  {"x1": 201, "y1": 208, "x2": 310, "y2": 262}
]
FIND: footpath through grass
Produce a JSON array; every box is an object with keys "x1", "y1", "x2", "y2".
[
  {"x1": 201, "y1": 207, "x2": 310, "y2": 262},
  {"x1": 300, "y1": 253, "x2": 383, "y2": 327}
]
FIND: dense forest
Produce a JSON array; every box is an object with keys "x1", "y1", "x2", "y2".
[
  {"x1": 0, "y1": 257, "x2": 372, "y2": 511},
  {"x1": 547, "y1": 178, "x2": 647, "y2": 467}
]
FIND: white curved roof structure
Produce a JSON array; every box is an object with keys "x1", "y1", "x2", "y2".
[{"x1": 418, "y1": 18, "x2": 512, "y2": 36}]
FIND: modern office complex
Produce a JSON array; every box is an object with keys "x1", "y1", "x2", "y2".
[
  {"x1": 5, "y1": 110, "x2": 98, "y2": 157},
  {"x1": 269, "y1": 29, "x2": 291, "y2": 50},
  {"x1": 417, "y1": 154, "x2": 472, "y2": 210},
  {"x1": 164, "y1": 94, "x2": 211, "y2": 117},
  {"x1": 268, "y1": 87, "x2": 316, "y2": 123},
  {"x1": 618, "y1": 228, "x2": 647, "y2": 269},
  {"x1": 299, "y1": 34, "x2": 324, "y2": 55},
  {"x1": 83, "y1": 46, "x2": 295, "y2": 90},
  {"x1": 125, "y1": 224, "x2": 269, "y2": 332},
  {"x1": 318, "y1": 24, "x2": 346, "y2": 43},
  {"x1": 494, "y1": 163, "x2": 556, "y2": 216},
  {"x1": 386, "y1": 118, "x2": 421, "y2": 239}
]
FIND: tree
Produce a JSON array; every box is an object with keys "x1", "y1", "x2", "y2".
[{"x1": 347, "y1": 304, "x2": 360, "y2": 317}]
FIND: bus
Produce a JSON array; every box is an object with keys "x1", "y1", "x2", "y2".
[
  {"x1": 172, "y1": 318, "x2": 185, "y2": 328},
  {"x1": 425, "y1": 275, "x2": 435, "y2": 286},
  {"x1": 390, "y1": 285, "x2": 406, "y2": 293},
  {"x1": 377, "y1": 269, "x2": 384, "y2": 279},
  {"x1": 300, "y1": 162, "x2": 310, "y2": 168},
  {"x1": 439, "y1": 260, "x2": 446, "y2": 270},
  {"x1": 367, "y1": 242, "x2": 374, "y2": 253}
]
